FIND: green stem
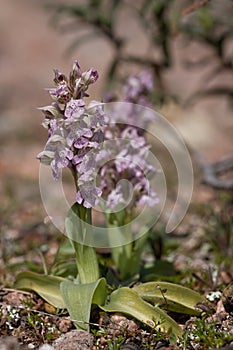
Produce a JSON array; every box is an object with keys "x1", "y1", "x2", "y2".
[
  {"x1": 72, "y1": 240, "x2": 99, "y2": 284},
  {"x1": 107, "y1": 211, "x2": 143, "y2": 281},
  {"x1": 65, "y1": 202, "x2": 99, "y2": 284}
]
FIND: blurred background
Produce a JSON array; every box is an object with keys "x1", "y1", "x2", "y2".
[{"x1": 0, "y1": 0, "x2": 232, "y2": 258}]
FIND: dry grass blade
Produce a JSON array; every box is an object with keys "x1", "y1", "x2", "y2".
[{"x1": 182, "y1": 0, "x2": 211, "y2": 15}]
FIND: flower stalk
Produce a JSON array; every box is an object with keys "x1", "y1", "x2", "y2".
[
  {"x1": 66, "y1": 203, "x2": 99, "y2": 284},
  {"x1": 107, "y1": 211, "x2": 147, "y2": 281}
]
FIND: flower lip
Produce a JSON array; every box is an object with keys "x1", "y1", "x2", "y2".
[{"x1": 64, "y1": 99, "x2": 85, "y2": 119}]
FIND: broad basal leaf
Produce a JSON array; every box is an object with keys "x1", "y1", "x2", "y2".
[
  {"x1": 133, "y1": 281, "x2": 204, "y2": 315},
  {"x1": 14, "y1": 271, "x2": 69, "y2": 308},
  {"x1": 60, "y1": 277, "x2": 107, "y2": 331},
  {"x1": 101, "y1": 287, "x2": 182, "y2": 337}
]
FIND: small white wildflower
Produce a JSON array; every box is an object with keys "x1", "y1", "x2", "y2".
[
  {"x1": 8, "y1": 308, "x2": 20, "y2": 322},
  {"x1": 189, "y1": 333, "x2": 200, "y2": 341},
  {"x1": 206, "y1": 291, "x2": 222, "y2": 302},
  {"x1": 5, "y1": 321, "x2": 14, "y2": 330},
  {"x1": 6, "y1": 305, "x2": 12, "y2": 312},
  {"x1": 47, "y1": 325, "x2": 56, "y2": 332}
]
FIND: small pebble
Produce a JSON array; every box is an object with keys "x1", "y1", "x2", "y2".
[{"x1": 39, "y1": 345, "x2": 54, "y2": 350}]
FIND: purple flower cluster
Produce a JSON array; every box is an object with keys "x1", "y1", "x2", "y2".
[
  {"x1": 124, "y1": 70, "x2": 154, "y2": 107},
  {"x1": 98, "y1": 70, "x2": 158, "y2": 212},
  {"x1": 104, "y1": 70, "x2": 154, "y2": 108},
  {"x1": 38, "y1": 61, "x2": 159, "y2": 212},
  {"x1": 37, "y1": 61, "x2": 106, "y2": 208},
  {"x1": 105, "y1": 70, "x2": 155, "y2": 128},
  {"x1": 96, "y1": 125, "x2": 159, "y2": 212}
]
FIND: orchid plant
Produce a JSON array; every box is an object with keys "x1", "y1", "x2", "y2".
[
  {"x1": 36, "y1": 61, "x2": 159, "y2": 282},
  {"x1": 15, "y1": 61, "x2": 204, "y2": 339},
  {"x1": 36, "y1": 62, "x2": 104, "y2": 285}
]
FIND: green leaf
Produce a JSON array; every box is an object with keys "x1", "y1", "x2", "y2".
[
  {"x1": 60, "y1": 278, "x2": 107, "y2": 331},
  {"x1": 140, "y1": 261, "x2": 176, "y2": 281},
  {"x1": 133, "y1": 281, "x2": 204, "y2": 315},
  {"x1": 51, "y1": 260, "x2": 78, "y2": 277},
  {"x1": 14, "y1": 271, "x2": 69, "y2": 308},
  {"x1": 101, "y1": 287, "x2": 182, "y2": 337}
]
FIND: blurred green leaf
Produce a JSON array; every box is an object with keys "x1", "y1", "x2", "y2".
[
  {"x1": 140, "y1": 261, "x2": 176, "y2": 281},
  {"x1": 51, "y1": 260, "x2": 77, "y2": 277},
  {"x1": 111, "y1": 232, "x2": 148, "y2": 281},
  {"x1": 198, "y1": 8, "x2": 214, "y2": 34}
]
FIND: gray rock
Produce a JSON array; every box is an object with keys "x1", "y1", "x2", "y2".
[
  {"x1": 52, "y1": 330, "x2": 94, "y2": 350},
  {"x1": 0, "y1": 337, "x2": 20, "y2": 350}
]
